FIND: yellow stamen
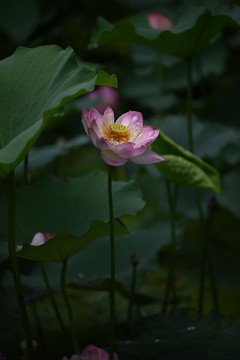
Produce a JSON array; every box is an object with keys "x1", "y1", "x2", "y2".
[{"x1": 103, "y1": 123, "x2": 130, "y2": 143}]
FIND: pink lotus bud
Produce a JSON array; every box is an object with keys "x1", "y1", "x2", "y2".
[
  {"x1": 30, "y1": 232, "x2": 46, "y2": 246},
  {"x1": 147, "y1": 12, "x2": 172, "y2": 30},
  {"x1": 86, "y1": 86, "x2": 118, "y2": 113},
  {"x1": 80, "y1": 344, "x2": 118, "y2": 360},
  {"x1": 82, "y1": 107, "x2": 165, "y2": 167},
  {"x1": 44, "y1": 232, "x2": 55, "y2": 242},
  {"x1": 31, "y1": 232, "x2": 55, "y2": 246}
]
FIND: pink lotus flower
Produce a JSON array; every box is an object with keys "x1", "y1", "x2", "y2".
[
  {"x1": 80, "y1": 344, "x2": 118, "y2": 360},
  {"x1": 82, "y1": 107, "x2": 165, "y2": 166},
  {"x1": 86, "y1": 86, "x2": 118, "y2": 113},
  {"x1": 147, "y1": 12, "x2": 172, "y2": 30},
  {"x1": 30, "y1": 232, "x2": 55, "y2": 246}
]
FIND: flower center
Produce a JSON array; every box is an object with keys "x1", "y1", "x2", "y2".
[{"x1": 103, "y1": 123, "x2": 130, "y2": 143}]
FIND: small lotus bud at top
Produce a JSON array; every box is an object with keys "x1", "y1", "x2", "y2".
[
  {"x1": 131, "y1": 253, "x2": 139, "y2": 265},
  {"x1": 207, "y1": 195, "x2": 218, "y2": 212}
]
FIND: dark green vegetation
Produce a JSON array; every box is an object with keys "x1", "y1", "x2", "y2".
[{"x1": 0, "y1": 0, "x2": 240, "y2": 359}]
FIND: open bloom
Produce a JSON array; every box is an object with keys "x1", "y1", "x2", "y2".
[
  {"x1": 30, "y1": 232, "x2": 55, "y2": 246},
  {"x1": 147, "y1": 12, "x2": 172, "y2": 30},
  {"x1": 80, "y1": 344, "x2": 118, "y2": 360},
  {"x1": 82, "y1": 107, "x2": 165, "y2": 166}
]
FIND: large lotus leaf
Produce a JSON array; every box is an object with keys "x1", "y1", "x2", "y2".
[
  {"x1": 0, "y1": 45, "x2": 117, "y2": 177},
  {"x1": 19, "y1": 219, "x2": 174, "y2": 294},
  {"x1": 89, "y1": 7, "x2": 239, "y2": 59},
  {"x1": 152, "y1": 131, "x2": 220, "y2": 193},
  {"x1": 17, "y1": 219, "x2": 127, "y2": 262},
  {"x1": 0, "y1": 171, "x2": 145, "y2": 261}
]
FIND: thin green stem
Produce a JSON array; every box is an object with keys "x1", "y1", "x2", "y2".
[
  {"x1": 162, "y1": 180, "x2": 176, "y2": 315},
  {"x1": 187, "y1": 58, "x2": 194, "y2": 153},
  {"x1": 198, "y1": 212, "x2": 219, "y2": 313},
  {"x1": 8, "y1": 172, "x2": 34, "y2": 360},
  {"x1": 155, "y1": 60, "x2": 163, "y2": 117},
  {"x1": 24, "y1": 153, "x2": 29, "y2": 185},
  {"x1": 195, "y1": 189, "x2": 204, "y2": 223},
  {"x1": 187, "y1": 57, "x2": 215, "y2": 313},
  {"x1": 108, "y1": 166, "x2": 115, "y2": 360},
  {"x1": 198, "y1": 231, "x2": 208, "y2": 314},
  {"x1": 40, "y1": 262, "x2": 68, "y2": 337},
  {"x1": 61, "y1": 259, "x2": 79, "y2": 355},
  {"x1": 127, "y1": 261, "x2": 137, "y2": 328},
  {"x1": 31, "y1": 301, "x2": 45, "y2": 355},
  {"x1": 208, "y1": 254, "x2": 219, "y2": 311},
  {"x1": 195, "y1": 188, "x2": 205, "y2": 313}
]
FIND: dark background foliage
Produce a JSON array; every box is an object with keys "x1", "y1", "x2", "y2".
[{"x1": 0, "y1": 0, "x2": 240, "y2": 359}]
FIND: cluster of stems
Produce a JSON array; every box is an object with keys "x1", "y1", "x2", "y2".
[{"x1": 8, "y1": 164, "x2": 80, "y2": 359}]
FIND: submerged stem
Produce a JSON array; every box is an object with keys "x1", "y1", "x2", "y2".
[
  {"x1": 8, "y1": 172, "x2": 34, "y2": 360},
  {"x1": 61, "y1": 259, "x2": 79, "y2": 354},
  {"x1": 24, "y1": 153, "x2": 29, "y2": 185},
  {"x1": 162, "y1": 180, "x2": 176, "y2": 315},
  {"x1": 127, "y1": 255, "x2": 138, "y2": 328},
  {"x1": 208, "y1": 254, "x2": 219, "y2": 311},
  {"x1": 186, "y1": 57, "x2": 217, "y2": 313},
  {"x1": 108, "y1": 166, "x2": 115, "y2": 360},
  {"x1": 187, "y1": 58, "x2": 194, "y2": 153},
  {"x1": 198, "y1": 211, "x2": 219, "y2": 313},
  {"x1": 40, "y1": 262, "x2": 67, "y2": 337}
]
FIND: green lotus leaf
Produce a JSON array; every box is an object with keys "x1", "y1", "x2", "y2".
[
  {"x1": 89, "y1": 7, "x2": 239, "y2": 59},
  {"x1": 0, "y1": 45, "x2": 117, "y2": 177},
  {"x1": 153, "y1": 131, "x2": 220, "y2": 193}
]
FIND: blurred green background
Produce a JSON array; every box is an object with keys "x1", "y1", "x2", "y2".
[{"x1": 0, "y1": 0, "x2": 240, "y2": 359}]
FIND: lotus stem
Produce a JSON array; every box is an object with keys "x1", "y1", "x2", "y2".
[
  {"x1": 24, "y1": 153, "x2": 29, "y2": 185},
  {"x1": 187, "y1": 59, "x2": 205, "y2": 312},
  {"x1": 198, "y1": 211, "x2": 219, "y2": 313},
  {"x1": 8, "y1": 171, "x2": 34, "y2": 359},
  {"x1": 186, "y1": 58, "x2": 219, "y2": 313},
  {"x1": 108, "y1": 165, "x2": 115, "y2": 360},
  {"x1": 61, "y1": 259, "x2": 79, "y2": 354},
  {"x1": 40, "y1": 262, "x2": 68, "y2": 337},
  {"x1": 187, "y1": 58, "x2": 194, "y2": 153},
  {"x1": 162, "y1": 180, "x2": 176, "y2": 315},
  {"x1": 127, "y1": 254, "x2": 139, "y2": 328},
  {"x1": 208, "y1": 254, "x2": 219, "y2": 311}
]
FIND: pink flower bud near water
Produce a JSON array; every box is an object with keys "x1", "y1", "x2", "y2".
[
  {"x1": 147, "y1": 12, "x2": 172, "y2": 30},
  {"x1": 80, "y1": 344, "x2": 118, "y2": 360},
  {"x1": 82, "y1": 107, "x2": 165, "y2": 166},
  {"x1": 30, "y1": 232, "x2": 55, "y2": 246}
]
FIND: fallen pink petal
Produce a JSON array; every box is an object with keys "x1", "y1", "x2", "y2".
[{"x1": 82, "y1": 107, "x2": 165, "y2": 166}]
